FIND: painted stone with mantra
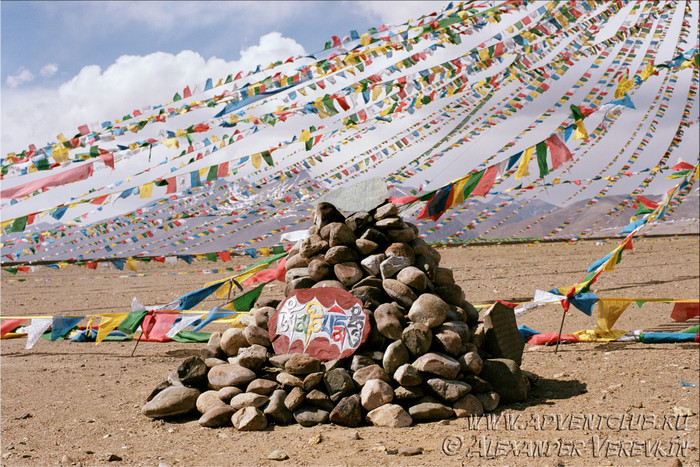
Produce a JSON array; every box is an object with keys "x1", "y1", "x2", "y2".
[{"x1": 269, "y1": 288, "x2": 370, "y2": 361}]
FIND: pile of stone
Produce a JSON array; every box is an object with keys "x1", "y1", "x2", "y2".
[{"x1": 142, "y1": 201, "x2": 534, "y2": 430}]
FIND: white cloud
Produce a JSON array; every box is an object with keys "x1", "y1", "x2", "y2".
[
  {"x1": 6, "y1": 68, "x2": 35, "y2": 88},
  {"x1": 355, "y1": 1, "x2": 451, "y2": 26},
  {"x1": 40, "y1": 63, "x2": 59, "y2": 78},
  {"x1": 1, "y1": 32, "x2": 305, "y2": 154}
]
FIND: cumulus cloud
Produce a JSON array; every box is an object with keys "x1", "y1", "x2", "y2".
[
  {"x1": 40, "y1": 63, "x2": 59, "y2": 78},
  {"x1": 1, "y1": 32, "x2": 305, "y2": 154},
  {"x1": 6, "y1": 68, "x2": 35, "y2": 88}
]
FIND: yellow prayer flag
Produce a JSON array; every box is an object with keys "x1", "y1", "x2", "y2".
[
  {"x1": 299, "y1": 129, "x2": 311, "y2": 142},
  {"x1": 521, "y1": 31, "x2": 535, "y2": 42},
  {"x1": 126, "y1": 258, "x2": 138, "y2": 272},
  {"x1": 573, "y1": 120, "x2": 588, "y2": 140},
  {"x1": 602, "y1": 251, "x2": 620, "y2": 272},
  {"x1": 204, "y1": 264, "x2": 275, "y2": 299},
  {"x1": 515, "y1": 147, "x2": 534, "y2": 180},
  {"x1": 251, "y1": 153, "x2": 262, "y2": 169},
  {"x1": 554, "y1": 12, "x2": 568, "y2": 27},
  {"x1": 614, "y1": 77, "x2": 634, "y2": 99},
  {"x1": 596, "y1": 299, "x2": 631, "y2": 333},
  {"x1": 259, "y1": 247, "x2": 270, "y2": 257},
  {"x1": 53, "y1": 147, "x2": 70, "y2": 163},
  {"x1": 360, "y1": 33, "x2": 371, "y2": 46},
  {"x1": 451, "y1": 175, "x2": 471, "y2": 206},
  {"x1": 140, "y1": 182, "x2": 154, "y2": 199},
  {"x1": 680, "y1": 59, "x2": 694, "y2": 70},
  {"x1": 96, "y1": 313, "x2": 129, "y2": 343},
  {"x1": 162, "y1": 138, "x2": 179, "y2": 149}
]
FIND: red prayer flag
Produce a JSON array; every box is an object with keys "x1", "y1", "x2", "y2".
[
  {"x1": 217, "y1": 252, "x2": 231, "y2": 262},
  {"x1": 1, "y1": 319, "x2": 27, "y2": 337},
  {"x1": 100, "y1": 153, "x2": 115, "y2": 169},
  {"x1": 140, "y1": 312, "x2": 180, "y2": 342},
  {"x1": 471, "y1": 165, "x2": 498, "y2": 196},
  {"x1": 670, "y1": 302, "x2": 700, "y2": 321},
  {"x1": 671, "y1": 161, "x2": 694, "y2": 171},
  {"x1": 545, "y1": 134, "x2": 573, "y2": 170},
  {"x1": 243, "y1": 257, "x2": 287, "y2": 286},
  {"x1": 165, "y1": 177, "x2": 177, "y2": 194}
]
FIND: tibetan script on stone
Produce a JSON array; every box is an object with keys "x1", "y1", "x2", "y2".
[{"x1": 269, "y1": 288, "x2": 370, "y2": 361}]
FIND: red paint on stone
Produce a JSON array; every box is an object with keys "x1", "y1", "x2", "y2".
[{"x1": 269, "y1": 288, "x2": 370, "y2": 361}]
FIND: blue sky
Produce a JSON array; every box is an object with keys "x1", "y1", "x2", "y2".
[{"x1": 1, "y1": 1, "x2": 448, "y2": 153}]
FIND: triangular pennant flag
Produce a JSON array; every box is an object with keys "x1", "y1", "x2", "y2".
[
  {"x1": 25, "y1": 318, "x2": 53, "y2": 349},
  {"x1": 596, "y1": 299, "x2": 631, "y2": 333},
  {"x1": 222, "y1": 283, "x2": 266, "y2": 311},
  {"x1": 191, "y1": 308, "x2": 237, "y2": 332},
  {"x1": 96, "y1": 313, "x2": 129, "y2": 343},
  {"x1": 118, "y1": 310, "x2": 148, "y2": 334},
  {"x1": 165, "y1": 313, "x2": 206, "y2": 338},
  {"x1": 141, "y1": 312, "x2": 180, "y2": 342},
  {"x1": 50, "y1": 316, "x2": 83, "y2": 341}
]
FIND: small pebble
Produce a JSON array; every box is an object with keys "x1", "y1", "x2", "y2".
[
  {"x1": 268, "y1": 450, "x2": 289, "y2": 461},
  {"x1": 397, "y1": 447, "x2": 423, "y2": 456}
]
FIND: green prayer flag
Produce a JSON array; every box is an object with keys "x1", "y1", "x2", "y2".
[
  {"x1": 228, "y1": 283, "x2": 266, "y2": 311},
  {"x1": 536, "y1": 141, "x2": 549, "y2": 177},
  {"x1": 261, "y1": 150, "x2": 274, "y2": 167},
  {"x1": 118, "y1": 310, "x2": 148, "y2": 334},
  {"x1": 207, "y1": 166, "x2": 218, "y2": 182},
  {"x1": 462, "y1": 170, "x2": 485, "y2": 199},
  {"x1": 10, "y1": 216, "x2": 27, "y2": 233},
  {"x1": 570, "y1": 104, "x2": 584, "y2": 121},
  {"x1": 171, "y1": 331, "x2": 211, "y2": 343}
]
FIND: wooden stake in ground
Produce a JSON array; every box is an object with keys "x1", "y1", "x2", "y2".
[{"x1": 554, "y1": 309, "x2": 567, "y2": 354}]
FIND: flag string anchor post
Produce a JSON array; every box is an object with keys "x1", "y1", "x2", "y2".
[
  {"x1": 130, "y1": 332, "x2": 143, "y2": 357},
  {"x1": 554, "y1": 309, "x2": 567, "y2": 354}
]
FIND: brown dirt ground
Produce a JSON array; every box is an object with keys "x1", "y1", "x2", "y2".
[{"x1": 1, "y1": 236, "x2": 699, "y2": 467}]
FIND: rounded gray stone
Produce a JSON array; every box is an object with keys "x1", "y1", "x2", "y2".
[
  {"x1": 207, "y1": 364, "x2": 256, "y2": 390},
  {"x1": 142, "y1": 386, "x2": 200, "y2": 418},
  {"x1": 408, "y1": 293, "x2": 449, "y2": 328}
]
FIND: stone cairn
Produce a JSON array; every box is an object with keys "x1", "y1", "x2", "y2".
[{"x1": 142, "y1": 201, "x2": 535, "y2": 430}]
